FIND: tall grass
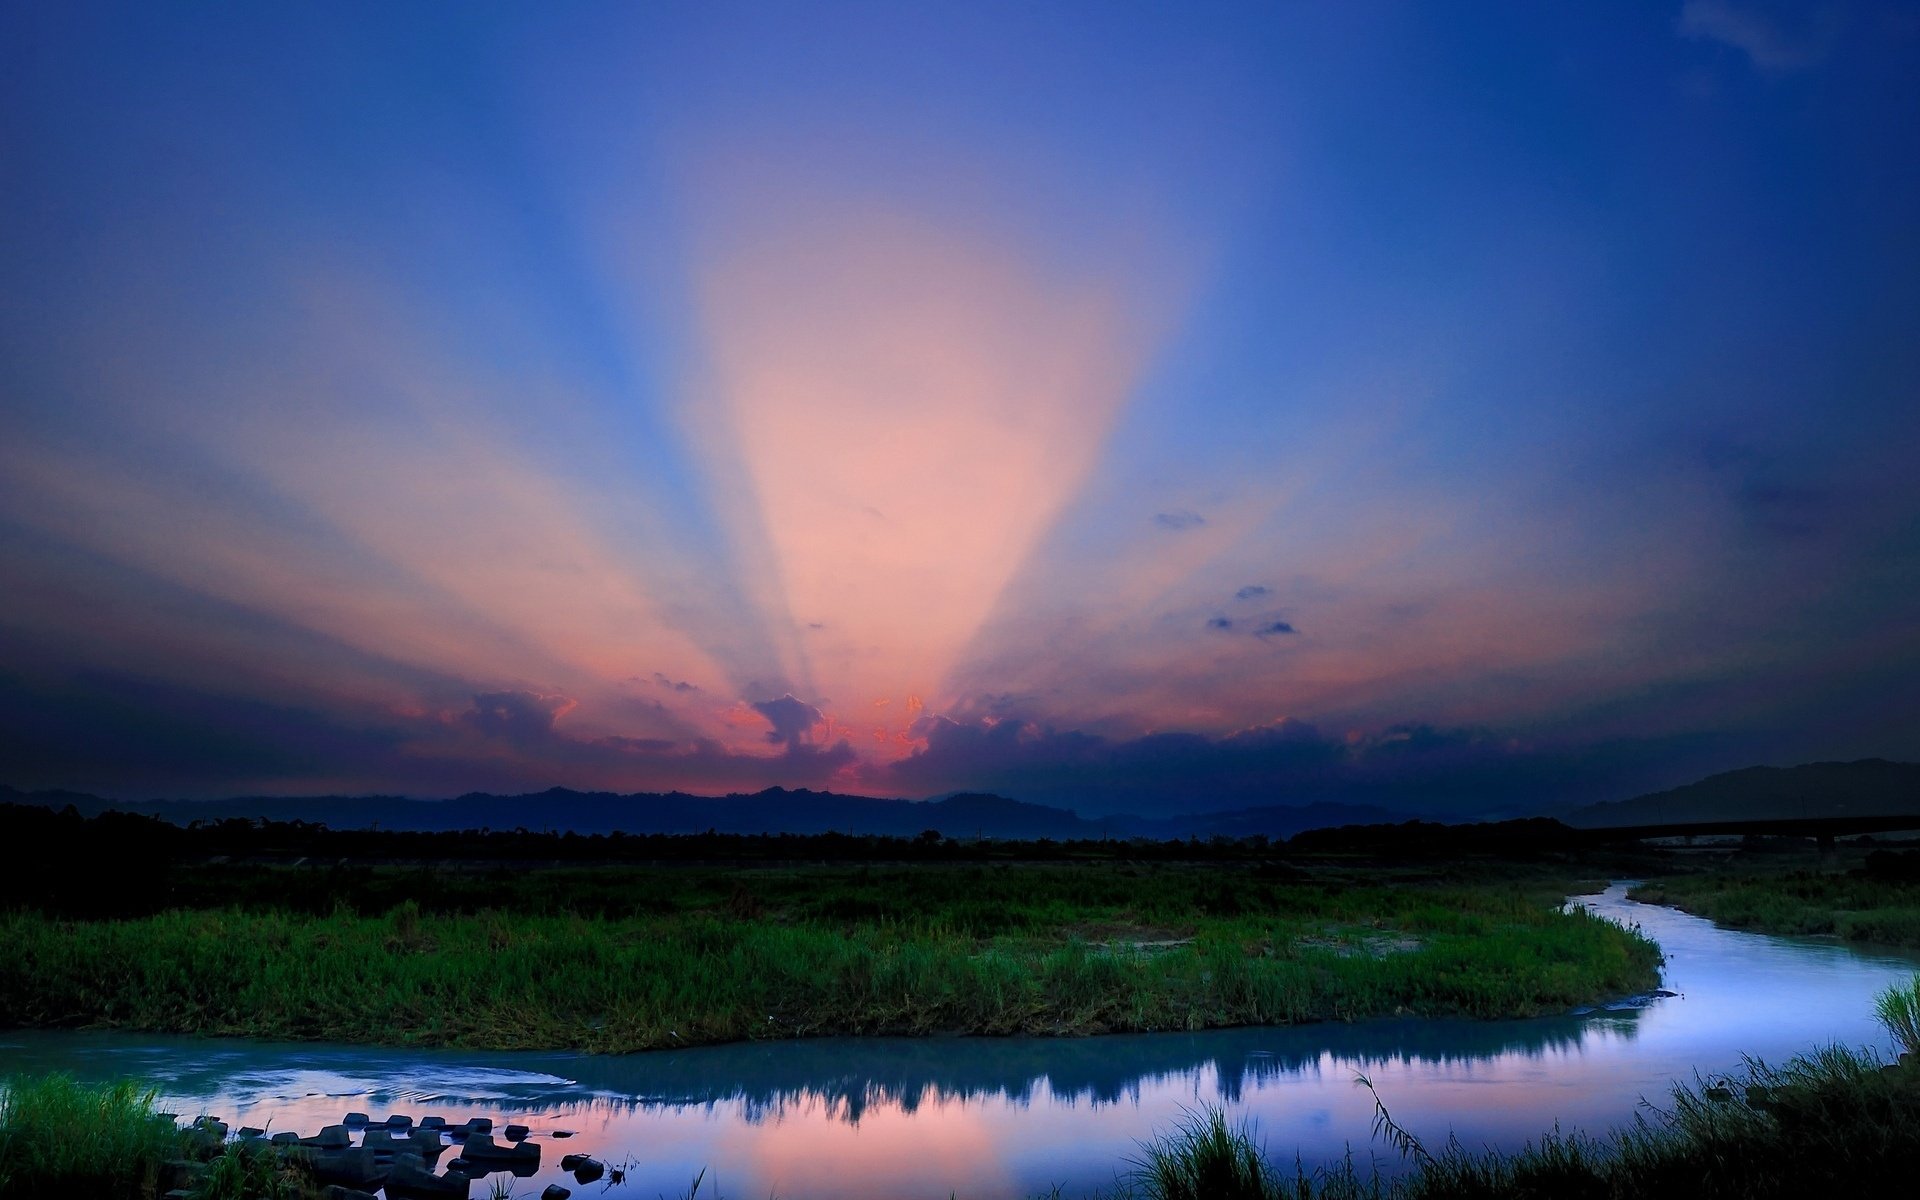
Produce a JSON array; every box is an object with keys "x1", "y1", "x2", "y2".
[
  {"x1": 1875, "y1": 975, "x2": 1920, "y2": 1056},
  {"x1": 1129, "y1": 1108, "x2": 1277, "y2": 1200},
  {"x1": 1088, "y1": 1044, "x2": 1920, "y2": 1199},
  {"x1": 192, "y1": 1140, "x2": 310, "y2": 1200},
  {"x1": 0, "y1": 1074, "x2": 183, "y2": 1200},
  {"x1": 0, "y1": 867, "x2": 1660, "y2": 1052}
]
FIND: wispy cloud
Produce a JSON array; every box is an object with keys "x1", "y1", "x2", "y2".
[{"x1": 1678, "y1": 0, "x2": 1840, "y2": 72}]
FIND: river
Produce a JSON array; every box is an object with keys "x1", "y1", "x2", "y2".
[{"x1": 4, "y1": 884, "x2": 1916, "y2": 1198}]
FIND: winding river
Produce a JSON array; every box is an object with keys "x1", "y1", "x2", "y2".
[{"x1": 5, "y1": 884, "x2": 1917, "y2": 1198}]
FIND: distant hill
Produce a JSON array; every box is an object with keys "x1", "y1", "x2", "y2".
[
  {"x1": 0, "y1": 783, "x2": 1408, "y2": 842},
  {"x1": 1565, "y1": 759, "x2": 1920, "y2": 828}
]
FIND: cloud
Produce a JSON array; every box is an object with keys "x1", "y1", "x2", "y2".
[
  {"x1": 1153, "y1": 510, "x2": 1206, "y2": 531},
  {"x1": 1256, "y1": 620, "x2": 1297, "y2": 637},
  {"x1": 1234, "y1": 585, "x2": 1271, "y2": 601},
  {"x1": 1678, "y1": 0, "x2": 1839, "y2": 72},
  {"x1": 888, "y1": 710, "x2": 1747, "y2": 818},
  {"x1": 651, "y1": 672, "x2": 701, "y2": 693},
  {"x1": 461, "y1": 691, "x2": 578, "y2": 743},
  {"x1": 1206, "y1": 616, "x2": 1234, "y2": 631},
  {"x1": 751, "y1": 693, "x2": 827, "y2": 746}
]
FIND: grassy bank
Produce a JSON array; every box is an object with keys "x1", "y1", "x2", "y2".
[
  {"x1": 0, "y1": 1075, "x2": 313, "y2": 1200},
  {"x1": 0, "y1": 863, "x2": 1658, "y2": 1052},
  {"x1": 1628, "y1": 855, "x2": 1920, "y2": 948},
  {"x1": 0, "y1": 1075, "x2": 185, "y2": 1200}
]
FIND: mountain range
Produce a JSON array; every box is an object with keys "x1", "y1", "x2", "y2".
[
  {"x1": 0, "y1": 784, "x2": 1405, "y2": 841},
  {"x1": 1563, "y1": 759, "x2": 1920, "y2": 827},
  {"x1": 6, "y1": 758, "x2": 1916, "y2": 839}
]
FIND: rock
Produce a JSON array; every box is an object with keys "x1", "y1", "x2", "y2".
[
  {"x1": 320, "y1": 1188, "x2": 381, "y2": 1200},
  {"x1": 541, "y1": 1187, "x2": 572, "y2": 1200},
  {"x1": 315, "y1": 1124, "x2": 353, "y2": 1149},
  {"x1": 362, "y1": 1128, "x2": 397, "y2": 1151},
  {"x1": 503, "y1": 1123, "x2": 530, "y2": 1142},
  {"x1": 237, "y1": 1126, "x2": 265, "y2": 1139},
  {"x1": 384, "y1": 1114, "x2": 414, "y2": 1130},
  {"x1": 559, "y1": 1153, "x2": 588, "y2": 1171},
  {"x1": 308, "y1": 1147, "x2": 388, "y2": 1191},
  {"x1": 271, "y1": 1131, "x2": 300, "y2": 1145},
  {"x1": 550, "y1": 1129, "x2": 574, "y2": 1139},
  {"x1": 460, "y1": 1133, "x2": 540, "y2": 1167},
  {"x1": 418, "y1": 1116, "x2": 448, "y2": 1130},
  {"x1": 444, "y1": 1158, "x2": 473, "y2": 1174},
  {"x1": 158, "y1": 1159, "x2": 207, "y2": 1191},
  {"x1": 407, "y1": 1129, "x2": 448, "y2": 1161},
  {"x1": 570, "y1": 1156, "x2": 605, "y2": 1184},
  {"x1": 386, "y1": 1157, "x2": 472, "y2": 1199},
  {"x1": 465, "y1": 1117, "x2": 493, "y2": 1134},
  {"x1": 343, "y1": 1112, "x2": 371, "y2": 1126},
  {"x1": 1703, "y1": 1085, "x2": 1733, "y2": 1102}
]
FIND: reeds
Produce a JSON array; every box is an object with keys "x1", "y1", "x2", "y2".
[{"x1": 1874, "y1": 975, "x2": 1920, "y2": 1057}]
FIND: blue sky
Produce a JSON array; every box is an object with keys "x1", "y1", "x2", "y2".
[{"x1": 2, "y1": 1, "x2": 1916, "y2": 813}]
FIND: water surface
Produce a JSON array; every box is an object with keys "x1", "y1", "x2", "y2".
[{"x1": 4, "y1": 885, "x2": 1915, "y2": 1198}]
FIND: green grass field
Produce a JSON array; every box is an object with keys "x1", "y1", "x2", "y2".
[
  {"x1": 1629, "y1": 862, "x2": 1920, "y2": 948},
  {"x1": 1, "y1": 863, "x2": 1658, "y2": 1051}
]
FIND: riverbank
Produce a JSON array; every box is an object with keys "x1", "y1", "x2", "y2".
[
  {"x1": 3, "y1": 862, "x2": 1659, "y2": 1053},
  {"x1": 1628, "y1": 848, "x2": 1920, "y2": 948}
]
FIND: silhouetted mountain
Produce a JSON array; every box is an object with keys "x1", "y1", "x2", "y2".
[
  {"x1": 1127, "y1": 802, "x2": 1408, "y2": 840},
  {"x1": 0, "y1": 783, "x2": 1408, "y2": 841},
  {"x1": 1564, "y1": 759, "x2": 1920, "y2": 828}
]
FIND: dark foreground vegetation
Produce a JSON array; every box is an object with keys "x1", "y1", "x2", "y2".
[
  {"x1": 1629, "y1": 845, "x2": 1920, "y2": 948},
  {"x1": 0, "y1": 803, "x2": 1663, "y2": 1052}
]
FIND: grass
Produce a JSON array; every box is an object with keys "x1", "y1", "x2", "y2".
[
  {"x1": 192, "y1": 1139, "x2": 310, "y2": 1200},
  {"x1": 0, "y1": 1074, "x2": 183, "y2": 1200},
  {"x1": 1082, "y1": 1044, "x2": 1920, "y2": 1199},
  {"x1": 1628, "y1": 860, "x2": 1920, "y2": 948},
  {"x1": 0, "y1": 864, "x2": 1660, "y2": 1052},
  {"x1": 1876, "y1": 975, "x2": 1920, "y2": 1057}
]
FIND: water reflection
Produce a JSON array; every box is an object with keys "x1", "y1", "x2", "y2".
[{"x1": 2, "y1": 886, "x2": 1915, "y2": 1200}]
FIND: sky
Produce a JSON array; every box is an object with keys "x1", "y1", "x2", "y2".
[{"x1": 2, "y1": 1, "x2": 1917, "y2": 816}]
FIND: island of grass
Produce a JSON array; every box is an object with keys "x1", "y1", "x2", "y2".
[
  {"x1": 2, "y1": 856, "x2": 1659, "y2": 1052},
  {"x1": 1628, "y1": 844, "x2": 1920, "y2": 948}
]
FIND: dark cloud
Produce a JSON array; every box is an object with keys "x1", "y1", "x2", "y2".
[
  {"x1": 1235, "y1": 585, "x2": 1271, "y2": 601},
  {"x1": 752, "y1": 694, "x2": 826, "y2": 746},
  {"x1": 1256, "y1": 620, "x2": 1296, "y2": 637},
  {"x1": 461, "y1": 691, "x2": 577, "y2": 743},
  {"x1": 1206, "y1": 616, "x2": 1234, "y2": 631},
  {"x1": 650, "y1": 673, "x2": 700, "y2": 693},
  {"x1": 1153, "y1": 510, "x2": 1206, "y2": 531},
  {"x1": 890, "y1": 711, "x2": 1752, "y2": 819}
]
